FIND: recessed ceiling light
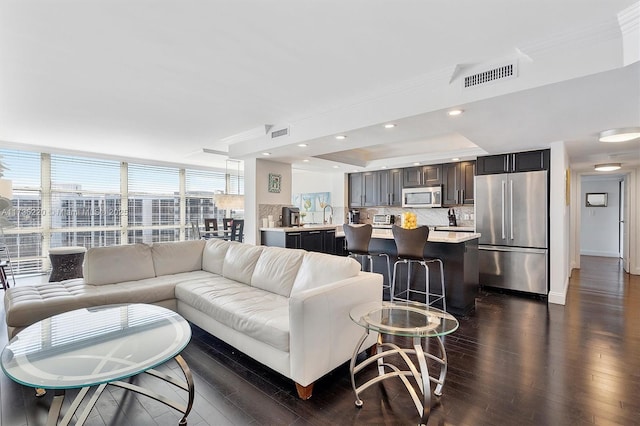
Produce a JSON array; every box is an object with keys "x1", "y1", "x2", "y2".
[
  {"x1": 335, "y1": 135, "x2": 347, "y2": 140},
  {"x1": 384, "y1": 124, "x2": 396, "y2": 129},
  {"x1": 447, "y1": 109, "x2": 464, "y2": 116},
  {"x1": 262, "y1": 152, "x2": 271, "y2": 156},
  {"x1": 302, "y1": 159, "x2": 310, "y2": 162},
  {"x1": 599, "y1": 127, "x2": 640, "y2": 143},
  {"x1": 297, "y1": 143, "x2": 308, "y2": 147},
  {"x1": 332, "y1": 165, "x2": 340, "y2": 169},
  {"x1": 594, "y1": 163, "x2": 622, "y2": 172},
  {"x1": 381, "y1": 166, "x2": 387, "y2": 169},
  {"x1": 413, "y1": 162, "x2": 420, "y2": 166},
  {"x1": 452, "y1": 157, "x2": 460, "y2": 161}
]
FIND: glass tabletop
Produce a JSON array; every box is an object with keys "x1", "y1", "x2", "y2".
[
  {"x1": 1, "y1": 304, "x2": 191, "y2": 389},
  {"x1": 350, "y1": 301, "x2": 459, "y2": 337}
]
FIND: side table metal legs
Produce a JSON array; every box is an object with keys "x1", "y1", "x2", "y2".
[{"x1": 350, "y1": 332, "x2": 449, "y2": 424}]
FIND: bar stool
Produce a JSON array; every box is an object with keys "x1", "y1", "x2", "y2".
[
  {"x1": 390, "y1": 225, "x2": 446, "y2": 311},
  {"x1": 343, "y1": 224, "x2": 392, "y2": 298}
]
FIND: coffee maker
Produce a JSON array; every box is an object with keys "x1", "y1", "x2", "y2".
[
  {"x1": 282, "y1": 206, "x2": 300, "y2": 227},
  {"x1": 348, "y1": 209, "x2": 360, "y2": 224}
]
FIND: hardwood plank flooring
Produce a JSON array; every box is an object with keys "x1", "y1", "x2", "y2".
[{"x1": 1, "y1": 255, "x2": 638, "y2": 425}]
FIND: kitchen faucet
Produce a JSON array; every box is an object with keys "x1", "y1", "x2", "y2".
[{"x1": 323, "y1": 204, "x2": 333, "y2": 225}]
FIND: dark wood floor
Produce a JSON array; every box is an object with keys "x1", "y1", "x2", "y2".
[{"x1": 1, "y1": 256, "x2": 639, "y2": 425}]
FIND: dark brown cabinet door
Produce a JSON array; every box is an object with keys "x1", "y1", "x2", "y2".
[
  {"x1": 422, "y1": 164, "x2": 442, "y2": 185},
  {"x1": 322, "y1": 229, "x2": 337, "y2": 254},
  {"x1": 403, "y1": 167, "x2": 422, "y2": 187},
  {"x1": 442, "y1": 161, "x2": 476, "y2": 205},
  {"x1": 377, "y1": 169, "x2": 403, "y2": 206},
  {"x1": 476, "y1": 154, "x2": 509, "y2": 175},
  {"x1": 301, "y1": 230, "x2": 323, "y2": 252},
  {"x1": 348, "y1": 173, "x2": 363, "y2": 207},
  {"x1": 513, "y1": 150, "x2": 550, "y2": 172},
  {"x1": 362, "y1": 172, "x2": 377, "y2": 206}
]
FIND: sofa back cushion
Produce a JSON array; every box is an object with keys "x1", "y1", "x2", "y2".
[
  {"x1": 222, "y1": 243, "x2": 264, "y2": 284},
  {"x1": 202, "y1": 239, "x2": 233, "y2": 275},
  {"x1": 151, "y1": 240, "x2": 205, "y2": 277},
  {"x1": 84, "y1": 244, "x2": 155, "y2": 285},
  {"x1": 290, "y1": 251, "x2": 362, "y2": 296},
  {"x1": 251, "y1": 246, "x2": 305, "y2": 297}
]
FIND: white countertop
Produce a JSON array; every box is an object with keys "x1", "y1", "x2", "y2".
[
  {"x1": 434, "y1": 226, "x2": 475, "y2": 232},
  {"x1": 369, "y1": 229, "x2": 480, "y2": 243},
  {"x1": 261, "y1": 225, "x2": 480, "y2": 243}
]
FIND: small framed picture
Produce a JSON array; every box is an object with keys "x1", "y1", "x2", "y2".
[
  {"x1": 585, "y1": 192, "x2": 607, "y2": 207},
  {"x1": 268, "y1": 173, "x2": 281, "y2": 193}
]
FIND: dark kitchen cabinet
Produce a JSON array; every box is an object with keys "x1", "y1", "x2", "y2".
[
  {"x1": 348, "y1": 172, "x2": 377, "y2": 207},
  {"x1": 261, "y1": 228, "x2": 338, "y2": 254},
  {"x1": 300, "y1": 230, "x2": 323, "y2": 252},
  {"x1": 442, "y1": 161, "x2": 475, "y2": 206},
  {"x1": 476, "y1": 149, "x2": 549, "y2": 175},
  {"x1": 402, "y1": 165, "x2": 442, "y2": 187},
  {"x1": 377, "y1": 168, "x2": 402, "y2": 206}
]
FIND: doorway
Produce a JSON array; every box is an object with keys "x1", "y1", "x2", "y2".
[{"x1": 579, "y1": 173, "x2": 629, "y2": 272}]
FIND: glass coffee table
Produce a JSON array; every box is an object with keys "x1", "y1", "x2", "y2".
[
  {"x1": 349, "y1": 301, "x2": 459, "y2": 424},
  {"x1": 1, "y1": 303, "x2": 194, "y2": 426}
]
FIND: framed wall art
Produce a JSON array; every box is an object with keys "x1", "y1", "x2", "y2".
[
  {"x1": 268, "y1": 173, "x2": 281, "y2": 193},
  {"x1": 585, "y1": 192, "x2": 607, "y2": 207}
]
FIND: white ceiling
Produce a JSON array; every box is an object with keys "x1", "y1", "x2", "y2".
[{"x1": 1, "y1": 0, "x2": 638, "y2": 174}]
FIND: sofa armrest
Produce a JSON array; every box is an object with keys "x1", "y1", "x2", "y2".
[{"x1": 288, "y1": 272, "x2": 382, "y2": 387}]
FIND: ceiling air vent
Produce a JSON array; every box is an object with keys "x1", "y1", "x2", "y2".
[
  {"x1": 271, "y1": 127, "x2": 289, "y2": 138},
  {"x1": 464, "y1": 62, "x2": 517, "y2": 88}
]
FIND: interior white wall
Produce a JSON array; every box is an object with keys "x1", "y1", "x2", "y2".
[
  {"x1": 291, "y1": 170, "x2": 347, "y2": 224},
  {"x1": 628, "y1": 168, "x2": 639, "y2": 275},
  {"x1": 580, "y1": 177, "x2": 621, "y2": 257},
  {"x1": 548, "y1": 142, "x2": 570, "y2": 305},
  {"x1": 246, "y1": 159, "x2": 292, "y2": 244}
]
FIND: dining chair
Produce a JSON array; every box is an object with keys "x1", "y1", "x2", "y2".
[
  {"x1": 204, "y1": 218, "x2": 218, "y2": 232},
  {"x1": 229, "y1": 219, "x2": 244, "y2": 242},
  {"x1": 391, "y1": 225, "x2": 446, "y2": 311}
]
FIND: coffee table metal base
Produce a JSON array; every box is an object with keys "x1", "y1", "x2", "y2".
[
  {"x1": 45, "y1": 355, "x2": 194, "y2": 426},
  {"x1": 350, "y1": 331, "x2": 448, "y2": 425}
]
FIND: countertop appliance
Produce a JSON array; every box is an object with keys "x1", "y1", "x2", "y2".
[
  {"x1": 282, "y1": 206, "x2": 300, "y2": 227},
  {"x1": 475, "y1": 170, "x2": 548, "y2": 295},
  {"x1": 348, "y1": 209, "x2": 360, "y2": 224},
  {"x1": 447, "y1": 209, "x2": 457, "y2": 227},
  {"x1": 372, "y1": 214, "x2": 394, "y2": 228},
  {"x1": 402, "y1": 185, "x2": 442, "y2": 208}
]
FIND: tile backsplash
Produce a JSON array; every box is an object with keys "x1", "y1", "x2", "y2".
[{"x1": 358, "y1": 206, "x2": 475, "y2": 228}]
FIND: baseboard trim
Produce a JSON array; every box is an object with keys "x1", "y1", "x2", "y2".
[{"x1": 548, "y1": 276, "x2": 569, "y2": 305}]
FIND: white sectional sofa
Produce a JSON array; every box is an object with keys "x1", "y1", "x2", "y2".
[{"x1": 4, "y1": 239, "x2": 382, "y2": 399}]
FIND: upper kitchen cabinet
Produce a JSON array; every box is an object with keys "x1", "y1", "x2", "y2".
[
  {"x1": 377, "y1": 168, "x2": 403, "y2": 206},
  {"x1": 476, "y1": 149, "x2": 550, "y2": 175},
  {"x1": 402, "y1": 164, "x2": 442, "y2": 187},
  {"x1": 442, "y1": 161, "x2": 475, "y2": 206},
  {"x1": 348, "y1": 172, "x2": 377, "y2": 207}
]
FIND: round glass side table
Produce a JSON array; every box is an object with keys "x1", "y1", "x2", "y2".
[{"x1": 349, "y1": 301, "x2": 459, "y2": 424}]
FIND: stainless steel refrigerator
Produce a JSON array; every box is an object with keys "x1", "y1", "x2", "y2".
[{"x1": 475, "y1": 170, "x2": 548, "y2": 295}]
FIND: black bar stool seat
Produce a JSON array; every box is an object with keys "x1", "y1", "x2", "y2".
[{"x1": 343, "y1": 224, "x2": 392, "y2": 298}]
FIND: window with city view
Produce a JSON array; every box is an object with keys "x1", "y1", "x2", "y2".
[{"x1": 0, "y1": 149, "x2": 242, "y2": 276}]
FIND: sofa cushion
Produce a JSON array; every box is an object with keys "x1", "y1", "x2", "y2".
[
  {"x1": 222, "y1": 243, "x2": 264, "y2": 284},
  {"x1": 175, "y1": 275, "x2": 290, "y2": 351},
  {"x1": 152, "y1": 240, "x2": 205, "y2": 277},
  {"x1": 84, "y1": 244, "x2": 155, "y2": 285},
  {"x1": 202, "y1": 239, "x2": 232, "y2": 275},
  {"x1": 251, "y1": 246, "x2": 305, "y2": 297},
  {"x1": 290, "y1": 251, "x2": 362, "y2": 296}
]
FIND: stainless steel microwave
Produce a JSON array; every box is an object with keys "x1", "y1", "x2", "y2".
[{"x1": 402, "y1": 185, "x2": 442, "y2": 208}]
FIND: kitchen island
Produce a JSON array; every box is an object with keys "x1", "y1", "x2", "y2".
[
  {"x1": 367, "y1": 229, "x2": 479, "y2": 316},
  {"x1": 261, "y1": 226, "x2": 479, "y2": 316}
]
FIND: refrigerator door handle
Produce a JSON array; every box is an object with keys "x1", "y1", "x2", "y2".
[
  {"x1": 510, "y1": 179, "x2": 514, "y2": 240},
  {"x1": 501, "y1": 180, "x2": 506, "y2": 239},
  {"x1": 479, "y1": 245, "x2": 547, "y2": 255}
]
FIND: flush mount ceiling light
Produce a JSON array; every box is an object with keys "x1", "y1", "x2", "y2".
[
  {"x1": 594, "y1": 163, "x2": 622, "y2": 172},
  {"x1": 335, "y1": 135, "x2": 347, "y2": 140},
  {"x1": 598, "y1": 127, "x2": 640, "y2": 143},
  {"x1": 447, "y1": 109, "x2": 464, "y2": 116},
  {"x1": 384, "y1": 123, "x2": 396, "y2": 129}
]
